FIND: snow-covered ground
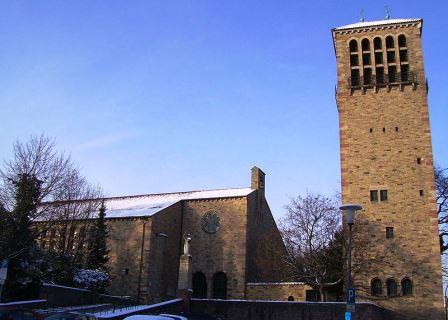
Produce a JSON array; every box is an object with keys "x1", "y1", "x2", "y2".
[
  {"x1": 93, "y1": 299, "x2": 182, "y2": 319},
  {"x1": 0, "y1": 299, "x2": 47, "y2": 307}
]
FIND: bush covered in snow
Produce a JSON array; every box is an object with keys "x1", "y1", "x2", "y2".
[{"x1": 74, "y1": 268, "x2": 109, "y2": 292}]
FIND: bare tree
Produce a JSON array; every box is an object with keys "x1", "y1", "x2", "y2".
[
  {"x1": 0, "y1": 135, "x2": 103, "y2": 261},
  {"x1": 437, "y1": 166, "x2": 448, "y2": 252},
  {"x1": 42, "y1": 172, "x2": 103, "y2": 264},
  {"x1": 280, "y1": 193, "x2": 343, "y2": 301},
  {"x1": 0, "y1": 135, "x2": 72, "y2": 213},
  {"x1": 436, "y1": 165, "x2": 448, "y2": 280}
]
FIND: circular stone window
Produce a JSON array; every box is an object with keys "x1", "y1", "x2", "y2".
[{"x1": 201, "y1": 211, "x2": 222, "y2": 234}]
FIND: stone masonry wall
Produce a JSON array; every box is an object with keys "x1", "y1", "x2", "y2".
[
  {"x1": 147, "y1": 202, "x2": 183, "y2": 302},
  {"x1": 107, "y1": 218, "x2": 152, "y2": 300},
  {"x1": 245, "y1": 282, "x2": 310, "y2": 301},
  {"x1": 182, "y1": 196, "x2": 250, "y2": 300},
  {"x1": 246, "y1": 191, "x2": 288, "y2": 283},
  {"x1": 191, "y1": 299, "x2": 391, "y2": 320},
  {"x1": 334, "y1": 20, "x2": 443, "y2": 319}
]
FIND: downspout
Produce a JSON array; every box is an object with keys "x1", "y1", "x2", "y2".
[
  {"x1": 177, "y1": 201, "x2": 185, "y2": 289},
  {"x1": 137, "y1": 220, "x2": 146, "y2": 301}
]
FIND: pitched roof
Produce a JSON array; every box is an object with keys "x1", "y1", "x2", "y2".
[
  {"x1": 334, "y1": 18, "x2": 421, "y2": 31},
  {"x1": 94, "y1": 187, "x2": 254, "y2": 219}
]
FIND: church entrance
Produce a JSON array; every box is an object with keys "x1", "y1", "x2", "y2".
[
  {"x1": 192, "y1": 272, "x2": 207, "y2": 298},
  {"x1": 212, "y1": 272, "x2": 227, "y2": 299}
]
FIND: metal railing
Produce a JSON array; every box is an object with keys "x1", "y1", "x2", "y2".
[{"x1": 348, "y1": 71, "x2": 417, "y2": 89}]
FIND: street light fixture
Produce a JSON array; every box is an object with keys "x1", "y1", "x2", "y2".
[{"x1": 340, "y1": 204, "x2": 362, "y2": 315}]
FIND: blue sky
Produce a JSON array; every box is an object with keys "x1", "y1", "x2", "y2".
[{"x1": 1, "y1": 1, "x2": 447, "y2": 219}]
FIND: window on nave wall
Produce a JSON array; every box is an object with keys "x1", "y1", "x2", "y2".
[{"x1": 371, "y1": 278, "x2": 382, "y2": 296}]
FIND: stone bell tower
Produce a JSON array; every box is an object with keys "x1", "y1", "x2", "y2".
[{"x1": 332, "y1": 18, "x2": 443, "y2": 319}]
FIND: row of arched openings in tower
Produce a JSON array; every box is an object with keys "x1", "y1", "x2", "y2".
[
  {"x1": 192, "y1": 271, "x2": 227, "y2": 299},
  {"x1": 349, "y1": 35, "x2": 410, "y2": 87},
  {"x1": 371, "y1": 277, "x2": 413, "y2": 297}
]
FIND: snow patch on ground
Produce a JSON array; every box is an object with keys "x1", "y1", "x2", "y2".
[
  {"x1": 94, "y1": 299, "x2": 182, "y2": 319},
  {"x1": 43, "y1": 283, "x2": 90, "y2": 292},
  {"x1": 0, "y1": 300, "x2": 47, "y2": 306}
]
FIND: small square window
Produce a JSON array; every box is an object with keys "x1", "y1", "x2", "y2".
[
  {"x1": 380, "y1": 190, "x2": 388, "y2": 201},
  {"x1": 395, "y1": 127, "x2": 399, "y2": 132},
  {"x1": 370, "y1": 128, "x2": 373, "y2": 133},
  {"x1": 419, "y1": 190, "x2": 424, "y2": 197},
  {"x1": 386, "y1": 227, "x2": 394, "y2": 239},
  {"x1": 417, "y1": 157, "x2": 421, "y2": 165},
  {"x1": 370, "y1": 190, "x2": 378, "y2": 202},
  {"x1": 382, "y1": 127, "x2": 386, "y2": 132}
]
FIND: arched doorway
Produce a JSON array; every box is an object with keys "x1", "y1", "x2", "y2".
[
  {"x1": 213, "y1": 272, "x2": 227, "y2": 299},
  {"x1": 192, "y1": 272, "x2": 207, "y2": 298}
]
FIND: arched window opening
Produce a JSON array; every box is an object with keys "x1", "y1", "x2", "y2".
[
  {"x1": 287, "y1": 296, "x2": 294, "y2": 301},
  {"x1": 361, "y1": 38, "x2": 370, "y2": 51},
  {"x1": 376, "y1": 67, "x2": 385, "y2": 85},
  {"x1": 387, "y1": 50, "x2": 396, "y2": 63},
  {"x1": 364, "y1": 68, "x2": 372, "y2": 85},
  {"x1": 363, "y1": 52, "x2": 371, "y2": 66},
  {"x1": 192, "y1": 272, "x2": 207, "y2": 298},
  {"x1": 401, "y1": 278, "x2": 413, "y2": 296},
  {"x1": 349, "y1": 40, "x2": 358, "y2": 53},
  {"x1": 398, "y1": 35, "x2": 407, "y2": 48},
  {"x1": 386, "y1": 36, "x2": 395, "y2": 49},
  {"x1": 386, "y1": 279, "x2": 397, "y2": 297},
  {"x1": 350, "y1": 54, "x2": 359, "y2": 67},
  {"x1": 213, "y1": 272, "x2": 227, "y2": 299},
  {"x1": 371, "y1": 278, "x2": 382, "y2": 296},
  {"x1": 401, "y1": 64, "x2": 410, "y2": 82},
  {"x1": 350, "y1": 69, "x2": 360, "y2": 87},
  {"x1": 375, "y1": 51, "x2": 383, "y2": 65},
  {"x1": 399, "y1": 49, "x2": 408, "y2": 62},
  {"x1": 374, "y1": 37, "x2": 382, "y2": 50},
  {"x1": 388, "y1": 66, "x2": 397, "y2": 83}
]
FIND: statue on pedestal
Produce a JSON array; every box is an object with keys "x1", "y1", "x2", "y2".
[{"x1": 183, "y1": 233, "x2": 191, "y2": 255}]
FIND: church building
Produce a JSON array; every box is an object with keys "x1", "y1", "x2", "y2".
[{"x1": 38, "y1": 167, "x2": 298, "y2": 303}]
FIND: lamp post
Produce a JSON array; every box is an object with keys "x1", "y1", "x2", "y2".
[{"x1": 340, "y1": 204, "x2": 362, "y2": 314}]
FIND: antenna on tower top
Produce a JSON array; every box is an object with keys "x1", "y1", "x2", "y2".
[
  {"x1": 385, "y1": 6, "x2": 391, "y2": 20},
  {"x1": 360, "y1": 9, "x2": 365, "y2": 22}
]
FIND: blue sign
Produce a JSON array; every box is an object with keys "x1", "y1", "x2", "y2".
[
  {"x1": 345, "y1": 312, "x2": 352, "y2": 320},
  {"x1": 0, "y1": 259, "x2": 8, "y2": 284},
  {"x1": 348, "y1": 288, "x2": 356, "y2": 304},
  {"x1": 0, "y1": 260, "x2": 8, "y2": 269}
]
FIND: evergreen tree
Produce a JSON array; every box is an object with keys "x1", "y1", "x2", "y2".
[
  {"x1": 0, "y1": 204, "x2": 8, "y2": 258},
  {"x1": 85, "y1": 202, "x2": 110, "y2": 292},
  {"x1": 2, "y1": 173, "x2": 42, "y2": 300}
]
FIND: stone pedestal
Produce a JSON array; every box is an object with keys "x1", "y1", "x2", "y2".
[
  {"x1": 177, "y1": 254, "x2": 192, "y2": 313},
  {"x1": 177, "y1": 254, "x2": 192, "y2": 290},
  {"x1": 177, "y1": 288, "x2": 193, "y2": 313}
]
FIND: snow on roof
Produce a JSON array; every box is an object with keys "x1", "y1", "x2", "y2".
[
  {"x1": 334, "y1": 18, "x2": 421, "y2": 30},
  {"x1": 100, "y1": 187, "x2": 254, "y2": 219}
]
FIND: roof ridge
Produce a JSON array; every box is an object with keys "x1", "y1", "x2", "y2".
[
  {"x1": 334, "y1": 18, "x2": 422, "y2": 31},
  {"x1": 105, "y1": 186, "x2": 253, "y2": 201},
  {"x1": 41, "y1": 186, "x2": 254, "y2": 205}
]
